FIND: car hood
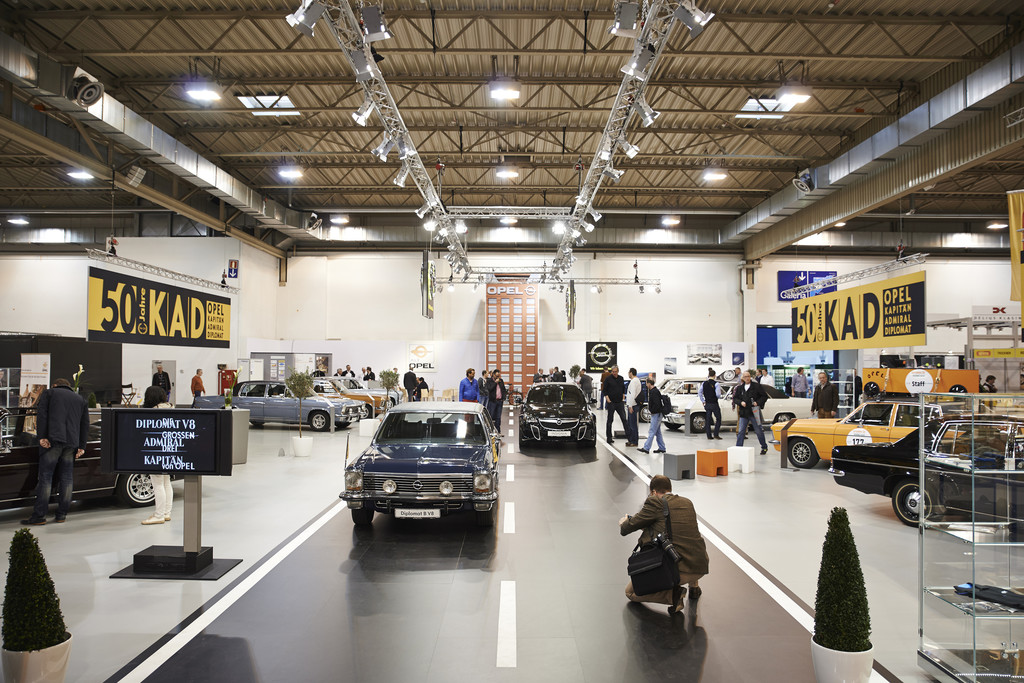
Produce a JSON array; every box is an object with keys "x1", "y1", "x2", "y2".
[
  {"x1": 354, "y1": 444, "x2": 490, "y2": 473},
  {"x1": 524, "y1": 404, "x2": 588, "y2": 419}
]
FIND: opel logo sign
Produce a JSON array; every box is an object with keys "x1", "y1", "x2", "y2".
[
  {"x1": 589, "y1": 343, "x2": 613, "y2": 366},
  {"x1": 555, "y1": 418, "x2": 562, "y2": 425},
  {"x1": 413, "y1": 480, "x2": 423, "y2": 491},
  {"x1": 410, "y1": 345, "x2": 430, "y2": 358}
]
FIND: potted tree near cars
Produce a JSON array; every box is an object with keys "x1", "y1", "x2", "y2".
[
  {"x1": 285, "y1": 368, "x2": 316, "y2": 457},
  {"x1": 2, "y1": 529, "x2": 72, "y2": 683},
  {"x1": 811, "y1": 507, "x2": 873, "y2": 683},
  {"x1": 361, "y1": 369, "x2": 399, "y2": 438}
]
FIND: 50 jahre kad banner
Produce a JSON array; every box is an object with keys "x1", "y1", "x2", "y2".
[
  {"x1": 87, "y1": 266, "x2": 231, "y2": 348},
  {"x1": 791, "y1": 271, "x2": 926, "y2": 350},
  {"x1": 1010, "y1": 190, "x2": 1024, "y2": 303}
]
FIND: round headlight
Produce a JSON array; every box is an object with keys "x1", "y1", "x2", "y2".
[
  {"x1": 439, "y1": 480, "x2": 454, "y2": 496},
  {"x1": 382, "y1": 479, "x2": 397, "y2": 494}
]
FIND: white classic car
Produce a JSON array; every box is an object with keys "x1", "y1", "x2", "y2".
[{"x1": 660, "y1": 378, "x2": 813, "y2": 433}]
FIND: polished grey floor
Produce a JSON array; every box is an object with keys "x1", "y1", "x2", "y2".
[{"x1": 0, "y1": 408, "x2": 926, "y2": 682}]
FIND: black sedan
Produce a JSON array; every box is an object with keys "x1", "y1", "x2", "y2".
[
  {"x1": 518, "y1": 382, "x2": 597, "y2": 449},
  {"x1": 830, "y1": 429, "x2": 922, "y2": 525}
]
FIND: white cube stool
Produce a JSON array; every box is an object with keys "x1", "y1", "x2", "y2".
[{"x1": 727, "y1": 446, "x2": 756, "y2": 474}]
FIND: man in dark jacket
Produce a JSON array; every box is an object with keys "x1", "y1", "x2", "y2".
[
  {"x1": 403, "y1": 365, "x2": 419, "y2": 402},
  {"x1": 579, "y1": 372, "x2": 594, "y2": 402},
  {"x1": 152, "y1": 364, "x2": 171, "y2": 395},
  {"x1": 734, "y1": 371, "x2": 768, "y2": 454},
  {"x1": 486, "y1": 370, "x2": 507, "y2": 431},
  {"x1": 22, "y1": 379, "x2": 90, "y2": 525},
  {"x1": 602, "y1": 365, "x2": 628, "y2": 444},
  {"x1": 620, "y1": 474, "x2": 709, "y2": 613},
  {"x1": 811, "y1": 371, "x2": 839, "y2": 418}
]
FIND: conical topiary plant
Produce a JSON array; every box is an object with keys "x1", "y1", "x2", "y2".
[
  {"x1": 3, "y1": 529, "x2": 68, "y2": 652},
  {"x1": 813, "y1": 507, "x2": 871, "y2": 652}
]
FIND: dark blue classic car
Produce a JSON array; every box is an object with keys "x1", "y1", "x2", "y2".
[
  {"x1": 340, "y1": 402, "x2": 501, "y2": 527},
  {"x1": 519, "y1": 382, "x2": 597, "y2": 448}
]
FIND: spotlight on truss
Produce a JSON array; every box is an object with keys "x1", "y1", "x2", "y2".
[
  {"x1": 618, "y1": 139, "x2": 640, "y2": 158},
  {"x1": 673, "y1": 5, "x2": 715, "y2": 39},
  {"x1": 350, "y1": 49, "x2": 379, "y2": 83},
  {"x1": 608, "y1": 1, "x2": 639, "y2": 38},
  {"x1": 415, "y1": 201, "x2": 432, "y2": 219},
  {"x1": 285, "y1": 0, "x2": 325, "y2": 37},
  {"x1": 360, "y1": 6, "x2": 392, "y2": 42},
  {"x1": 620, "y1": 43, "x2": 656, "y2": 80},
  {"x1": 632, "y1": 95, "x2": 660, "y2": 127},
  {"x1": 393, "y1": 163, "x2": 410, "y2": 187},
  {"x1": 371, "y1": 136, "x2": 395, "y2": 162},
  {"x1": 602, "y1": 166, "x2": 625, "y2": 182},
  {"x1": 352, "y1": 99, "x2": 374, "y2": 126},
  {"x1": 586, "y1": 207, "x2": 602, "y2": 222}
]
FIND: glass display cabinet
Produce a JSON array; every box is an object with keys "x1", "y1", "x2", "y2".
[{"x1": 919, "y1": 392, "x2": 1024, "y2": 682}]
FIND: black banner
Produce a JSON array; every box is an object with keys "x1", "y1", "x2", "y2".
[{"x1": 586, "y1": 341, "x2": 618, "y2": 373}]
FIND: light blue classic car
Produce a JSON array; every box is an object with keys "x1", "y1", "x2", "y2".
[
  {"x1": 341, "y1": 402, "x2": 501, "y2": 527},
  {"x1": 195, "y1": 380, "x2": 362, "y2": 431}
]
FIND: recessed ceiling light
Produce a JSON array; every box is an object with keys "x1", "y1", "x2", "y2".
[
  {"x1": 8, "y1": 217, "x2": 29, "y2": 225},
  {"x1": 496, "y1": 167, "x2": 519, "y2": 179},
  {"x1": 278, "y1": 166, "x2": 303, "y2": 179},
  {"x1": 987, "y1": 221, "x2": 1009, "y2": 230},
  {"x1": 834, "y1": 221, "x2": 847, "y2": 227},
  {"x1": 330, "y1": 215, "x2": 349, "y2": 225},
  {"x1": 68, "y1": 170, "x2": 93, "y2": 180},
  {"x1": 702, "y1": 168, "x2": 727, "y2": 181},
  {"x1": 500, "y1": 217, "x2": 518, "y2": 225},
  {"x1": 661, "y1": 216, "x2": 681, "y2": 226}
]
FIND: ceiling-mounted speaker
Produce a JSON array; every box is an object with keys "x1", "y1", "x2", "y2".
[
  {"x1": 792, "y1": 168, "x2": 815, "y2": 193},
  {"x1": 68, "y1": 76, "x2": 104, "y2": 107}
]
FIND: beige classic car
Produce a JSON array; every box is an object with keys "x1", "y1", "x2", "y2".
[{"x1": 313, "y1": 377, "x2": 398, "y2": 419}]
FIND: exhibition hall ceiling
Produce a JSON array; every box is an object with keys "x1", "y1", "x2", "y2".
[{"x1": 0, "y1": 1, "x2": 1022, "y2": 255}]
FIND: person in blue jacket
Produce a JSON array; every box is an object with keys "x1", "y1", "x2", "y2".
[{"x1": 458, "y1": 368, "x2": 479, "y2": 402}]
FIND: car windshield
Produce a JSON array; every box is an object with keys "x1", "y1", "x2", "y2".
[
  {"x1": 323, "y1": 379, "x2": 348, "y2": 393},
  {"x1": 527, "y1": 385, "x2": 586, "y2": 406},
  {"x1": 376, "y1": 411, "x2": 488, "y2": 445}
]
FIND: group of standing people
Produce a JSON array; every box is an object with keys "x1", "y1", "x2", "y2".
[
  {"x1": 402, "y1": 366, "x2": 430, "y2": 401},
  {"x1": 599, "y1": 366, "x2": 668, "y2": 454},
  {"x1": 458, "y1": 368, "x2": 507, "y2": 431}
]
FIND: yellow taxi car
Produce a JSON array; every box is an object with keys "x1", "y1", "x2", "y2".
[{"x1": 771, "y1": 400, "x2": 941, "y2": 469}]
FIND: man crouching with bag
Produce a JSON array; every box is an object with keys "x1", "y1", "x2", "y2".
[{"x1": 619, "y1": 474, "x2": 710, "y2": 613}]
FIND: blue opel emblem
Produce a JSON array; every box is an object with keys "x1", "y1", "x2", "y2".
[{"x1": 413, "y1": 480, "x2": 423, "y2": 491}]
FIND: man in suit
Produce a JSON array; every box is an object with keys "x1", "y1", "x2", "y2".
[
  {"x1": 734, "y1": 371, "x2": 768, "y2": 454},
  {"x1": 152, "y1": 364, "x2": 171, "y2": 395},
  {"x1": 486, "y1": 370, "x2": 506, "y2": 431},
  {"x1": 403, "y1": 365, "x2": 419, "y2": 402},
  {"x1": 699, "y1": 368, "x2": 723, "y2": 440},
  {"x1": 619, "y1": 474, "x2": 709, "y2": 613},
  {"x1": 811, "y1": 371, "x2": 839, "y2": 418},
  {"x1": 602, "y1": 366, "x2": 628, "y2": 444},
  {"x1": 579, "y1": 371, "x2": 594, "y2": 402}
]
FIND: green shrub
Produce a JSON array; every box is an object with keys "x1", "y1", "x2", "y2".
[
  {"x1": 569, "y1": 364, "x2": 581, "y2": 380},
  {"x1": 813, "y1": 507, "x2": 871, "y2": 652},
  {"x1": 285, "y1": 368, "x2": 316, "y2": 437},
  {"x1": 2, "y1": 529, "x2": 68, "y2": 652}
]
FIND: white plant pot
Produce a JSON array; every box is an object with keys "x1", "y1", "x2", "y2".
[
  {"x1": 292, "y1": 435, "x2": 314, "y2": 458},
  {"x1": 811, "y1": 638, "x2": 873, "y2": 683},
  {"x1": 2, "y1": 633, "x2": 72, "y2": 683}
]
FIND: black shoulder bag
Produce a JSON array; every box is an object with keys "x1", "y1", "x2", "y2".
[{"x1": 626, "y1": 497, "x2": 681, "y2": 595}]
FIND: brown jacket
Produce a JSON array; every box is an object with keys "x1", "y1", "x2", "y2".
[
  {"x1": 811, "y1": 381, "x2": 839, "y2": 414},
  {"x1": 620, "y1": 493, "x2": 709, "y2": 576},
  {"x1": 190, "y1": 375, "x2": 205, "y2": 394}
]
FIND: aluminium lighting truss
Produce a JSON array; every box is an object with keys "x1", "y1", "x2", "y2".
[
  {"x1": 778, "y1": 253, "x2": 927, "y2": 300},
  {"x1": 87, "y1": 249, "x2": 240, "y2": 294}
]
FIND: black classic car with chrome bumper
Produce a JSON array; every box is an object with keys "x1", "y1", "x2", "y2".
[
  {"x1": 518, "y1": 382, "x2": 597, "y2": 448},
  {"x1": 341, "y1": 402, "x2": 501, "y2": 527}
]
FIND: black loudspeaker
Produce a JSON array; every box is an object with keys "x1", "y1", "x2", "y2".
[
  {"x1": 68, "y1": 77, "x2": 104, "y2": 106},
  {"x1": 792, "y1": 169, "x2": 815, "y2": 193}
]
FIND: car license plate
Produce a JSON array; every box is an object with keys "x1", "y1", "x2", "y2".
[
  {"x1": 547, "y1": 429, "x2": 571, "y2": 437},
  {"x1": 394, "y1": 509, "x2": 441, "y2": 519}
]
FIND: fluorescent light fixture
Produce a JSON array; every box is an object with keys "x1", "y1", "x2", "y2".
[
  {"x1": 496, "y1": 167, "x2": 519, "y2": 179},
  {"x1": 582, "y1": 221, "x2": 595, "y2": 232},
  {"x1": 602, "y1": 166, "x2": 625, "y2": 182},
  {"x1": 238, "y1": 94, "x2": 298, "y2": 117},
  {"x1": 662, "y1": 216, "x2": 680, "y2": 226},
  {"x1": 988, "y1": 221, "x2": 1009, "y2": 230},
  {"x1": 673, "y1": 5, "x2": 714, "y2": 39},
  {"x1": 618, "y1": 139, "x2": 640, "y2": 158},
  {"x1": 489, "y1": 79, "x2": 521, "y2": 100},
  {"x1": 185, "y1": 81, "x2": 221, "y2": 102},
  {"x1": 455, "y1": 220, "x2": 468, "y2": 234},
  {"x1": 278, "y1": 166, "x2": 303, "y2": 179},
  {"x1": 415, "y1": 202, "x2": 431, "y2": 219},
  {"x1": 350, "y1": 49, "x2": 378, "y2": 83},
  {"x1": 834, "y1": 221, "x2": 847, "y2": 227},
  {"x1": 609, "y1": 1, "x2": 639, "y2": 38},
  {"x1": 393, "y1": 164, "x2": 410, "y2": 187},
  {"x1": 68, "y1": 170, "x2": 93, "y2": 180},
  {"x1": 620, "y1": 43, "x2": 656, "y2": 80},
  {"x1": 500, "y1": 217, "x2": 518, "y2": 225},
  {"x1": 702, "y1": 168, "x2": 727, "y2": 181},
  {"x1": 7, "y1": 216, "x2": 28, "y2": 225},
  {"x1": 352, "y1": 99, "x2": 374, "y2": 126},
  {"x1": 632, "y1": 95, "x2": 660, "y2": 127},
  {"x1": 286, "y1": 0, "x2": 326, "y2": 37},
  {"x1": 423, "y1": 220, "x2": 437, "y2": 232},
  {"x1": 776, "y1": 84, "x2": 813, "y2": 105},
  {"x1": 360, "y1": 6, "x2": 392, "y2": 43},
  {"x1": 552, "y1": 221, "x2": 566, "y2": 235},
  {"x1": 371, "y1": 136, "x2": 395, "y2": 162},
  {"x1": 330, "y1": 215, "x2": 349, "y2": 225}
]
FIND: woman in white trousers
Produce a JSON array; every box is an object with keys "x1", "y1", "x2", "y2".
[{"x1": 141, "y1": 385, "x2": 174, "y2": 525}]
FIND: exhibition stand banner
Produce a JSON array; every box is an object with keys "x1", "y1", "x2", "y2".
[
  {"x1": 586, "y1": 341, "x2": 618, "y2": 373},
  {"x1": 87, "y1": 266, "x2": 231, "y2": 348},
  {"x1": 791, "y1": 271, "x2": 926, "y2": 351}
]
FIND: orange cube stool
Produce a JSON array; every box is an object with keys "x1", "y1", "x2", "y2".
[{"x1": 696, "y1": 449, "x2": 729, "y2": 477}]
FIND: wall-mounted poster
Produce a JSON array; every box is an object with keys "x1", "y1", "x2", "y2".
[
  {"x1": 731, "y1": 353, "x2": 745, "y2": 367},
  {"x1": 19, "y1": 353, "x2": 50, "y2": 433},
  {"x1": 686, "y1": 344, "x2": 722, "y2": 365},
  {"x1": 664, "y1": 358, "x2": 677, "y2": 375}
]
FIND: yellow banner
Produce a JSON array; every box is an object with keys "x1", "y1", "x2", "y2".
[
  {"x1": 791, "y1": 271, "x2": 926, "y2": 350},
  {"x1": 1011, "y1": 191, "x2": 1024, "y2": 302},
  {"x1": 87, "y1": 267, "x2": 231, "y2": 348},
  {"x1": 974, "y1": 349, "x2": 1024, "y2": 358}
]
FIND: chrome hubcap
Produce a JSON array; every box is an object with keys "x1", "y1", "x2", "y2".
[{"x1": 905, "y1": 490, "x2": 921, "y2": 515}]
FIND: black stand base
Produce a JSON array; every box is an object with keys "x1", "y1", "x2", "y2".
[{"x1": 110, "y1": 545, "x2": 241, "y2": 581}]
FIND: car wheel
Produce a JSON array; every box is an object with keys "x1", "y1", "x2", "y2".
[
  {"x1": 351, "y1": 508, "x2": 374, "y2": 526},
  {"x1": 358, "y1": 403, "x2": 371, "y2": 419},
  {"x1": 666, "y1": 423, "x2": 681, "y2": 431},
  {"x1": 891, "y1": 479, "x2": 928, "y2": 526},
  {"x1": 115, "y1": 473, "x2": 155, "y2": 507},
  {"x1": 577, "y1": 437, "x2": 597, "y2": 449},
  {"x1": 773, "y1": 412, "x2": 795, "y2": 424},
  {"x1": 787, "y1": 438, "x2": 819, "y2": 469},
  {"x1": 384, "y1": 398, "x2": 395, "y2": 410},
  {"x1": 308, "y1": 411, "x2": 330, "y2": 432},
  {"x1": 476, "y1": 506, "x2": 496, "y2": 527},
  {"x1": 639, "y1": 406, "x2": 651, "y2": 423},
  {"x1": 690, "y1": 412, "x2": 707, "y2": 433}
]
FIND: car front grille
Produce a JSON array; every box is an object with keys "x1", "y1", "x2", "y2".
[
  {"x1": 363, "y1": 473, "x2": 473, "y2": 494},
  {"x1": 539, "y1": 418, "x2": 580, "y2": 429}
]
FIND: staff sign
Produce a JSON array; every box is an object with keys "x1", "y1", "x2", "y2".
[{"x1": 791, "y1": 271, "x2": 926, "y2": 351}]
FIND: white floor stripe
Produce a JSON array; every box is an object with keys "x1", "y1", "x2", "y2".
[
  {"x1": 507, "y1": 443, "x2": 514, "y2": 454},
  {"x1": 509, "y1": 419, "x2": 514, "y2": 425},
  {"x1": 118, "y1": 501, "x2": 346, "y2": 683},
  {"x1": 508, "y1": 429, "x2": 514, "y2": 438},
  {"x1": 503, "y1": 501, "x2": 516, "y2": 534},
  {"x1": 496, "y1": 580, "x2": 517, "y2": 667},
  {"x1": 506, "y1": 464, "x2": 515, "y2": 482}
]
